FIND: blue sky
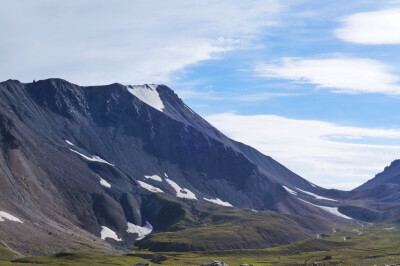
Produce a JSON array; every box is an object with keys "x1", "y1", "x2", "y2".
[{"x1": 2, "y1": 0, "x2": 400, "y2": 189}]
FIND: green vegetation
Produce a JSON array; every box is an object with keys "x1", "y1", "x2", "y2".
[
  {"x1": 2, "y1": 222, "x2": 400, "y2": 265},
  {"x1": 0, "y1": 242, "x2": 18, "y2": 261},
  {"x1": 138, "y1": 201, "x2": 327, "y2": 251}
]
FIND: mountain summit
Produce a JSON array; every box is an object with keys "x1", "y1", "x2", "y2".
[{"x1": 0, "y1": 79, "x2": 364, "y2": 255}]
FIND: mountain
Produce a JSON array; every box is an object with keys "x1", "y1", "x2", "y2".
[
  {"x1": 0, "y1": 79, "x2": 354, "y2": 256},
  {"x1": 323, "y1": 160, "x2": 400, "y2": 222},
  {"x1": 355, "y1": 160, "x2": 400, "y2": 191}
]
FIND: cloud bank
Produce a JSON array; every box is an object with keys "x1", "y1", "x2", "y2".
[
  {"x1": 206, "y1": 113, "x2": 400, "y2": 190},
  {"x1": 255, "y1": 57, "x2": 400, "y2": 94},
  {"x1": 0, "y1": 0, "x2": 280, "y2": 85}
]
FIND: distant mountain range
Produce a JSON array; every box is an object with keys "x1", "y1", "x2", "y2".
[{"x1": 0, "y1": 78, "x2": 398, "y2": 256}]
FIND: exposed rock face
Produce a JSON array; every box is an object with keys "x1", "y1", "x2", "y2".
[
  {"x1": 355, "y1": 160, "x2": 400, "y2": 191},
  {"x1": 0, "y1": 78, "x2": 381, "y2": 255}
]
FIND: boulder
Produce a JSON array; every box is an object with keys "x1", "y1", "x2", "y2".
[{"x1": 202, "y1": 261, "x2": 229, "y2": 266}]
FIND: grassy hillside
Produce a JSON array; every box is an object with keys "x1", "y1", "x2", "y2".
[
  {"x1": 138, "y1": 202, "x2": 329, "y2": 251},
  {"x1": 0, "y1": 242, "x2": 18, "y2": 261},
  {"x1": 3, "y1": 222, "x2": 400, "y2": 265}
]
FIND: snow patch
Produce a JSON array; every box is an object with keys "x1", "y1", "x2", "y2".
[
  {"x1": 100, "y1": 178, "x2": 111, "y2": 188},
  {"x1": 357, "y1": 221, "x2": 364, "y2": 228},
  {"x1": 251, "y1": 209, "x2": 258, "y2": 213},
  {"x1": 69, "y1": 148, "x2": 114, "y2": 166},
  {"x1": 296, "y1": 187, "x2": 337, "y2": 202},
  {"x1": 203, "y1": 197, "x2": 233, "y2": 207},
  {"x1": 283, "y1": 186, "x2": 297, "y2": 195},
  {"x1": 299, "y1": 198, "x2": 352, "y2": 220},
  {"x1": 144, "y1": 175, "x2": 162, "y2": 182},
  {"x1": 309, "y1": 181, "x2": 316, "y2": 187},
  {"x1": 65, "y1": 140, "x2": 75, "y2": 146},
  {"x1": 126, "y1": 84, "x2": 164, "y2": 112},
  {"x1": 165, "y1": 178, "x2": 197, "y2": 200},
  {"x1": 0, "y1": 211, "x2": 23, "y2": 223},
  {"x1": 352, "y1": 229, "x2": 362, "y2": 235},
  {"x1": 127, "y1": 221, "x2": 153, "y2": 240},
  {"x1": 332, "y1": 228, "x2": 337, "y2": 233},
  {"x1": 138, "y1": 181, "x2": 163, "y2": 193},
  {"x1": 100, "y1": 226, "x2": 121, "y2": 241},
  {"x1": 384, "y1": 227, "x2": 395, "y2": 230}
]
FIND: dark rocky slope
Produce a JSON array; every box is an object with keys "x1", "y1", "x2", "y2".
[
  {"x1": 355, "y1": 160, "x2": 400, "y2": 191},
  {"x1": 0, "y1": 79, "x2": 352, "y2": 255},
  {"x1": 338, "y1": 160, "x2": 400, "y2": 222}
]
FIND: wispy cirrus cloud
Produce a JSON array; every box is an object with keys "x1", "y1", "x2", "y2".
[
  {"x1": 254, "y1": 56, "x2": 400, "y2": 94},
  {"x1": 335, "y1": 8, "x2": 400, "y2": 45},
  {"x1": 0, "y1": 0, "x2": 280, "y2": 85},
  {"x1": 175, "y1": 89, "x2": 299, "y2": 101},
  {"x1": 206, "y1": 113, "x2": 400, "y2": 190}
]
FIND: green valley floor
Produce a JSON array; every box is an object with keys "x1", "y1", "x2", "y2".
[{"x1": 1, "y1": 222, "x2": 400, "y2": 265}]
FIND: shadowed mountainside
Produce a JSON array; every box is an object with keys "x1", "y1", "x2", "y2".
[{"x1": 0, "y1": 78, "x2": 390, "y2": 255}]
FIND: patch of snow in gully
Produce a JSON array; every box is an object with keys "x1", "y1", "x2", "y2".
[
  {"x1": 144, "y1": 175, "x2": 162, "y2": 182},
  {"x1": 127, "y1": 221, "x2": 153, "y2": 240},
  {"x1": 65, "y1": 140, "x2": 75, "y2": 146},
  {"x1": 69, "y1": 148, "x2": 114, "y2": 166},
  {"x1": 203, "y1": 197, "x2": 232, "y2": 207},
  {"x1": 283, "y1": 186, "x2": 298, "y2": 195},
  {"x1": 126, "y1": 84, "x2": 164, "y2": 112},
  {"x1": 100, "y1": 226, "x2": 122, "y2": 241},
  {"x1": 298, "y1": 198, "x2": 352, "y2": 220},
  {"x1": 0, "y1": 211, "x2": 23, "y2": 223},
  {"x1": 100, "y1": 178, "x2": 111, "y2": 188},
  {"x1": 137, "y1": 181, "x2": 164, "y2": 193},
  {"x1": 165, "y1": 178, "x2": 197, "y2": 200},
  {"x1": 296, "y1": 187, "x2": 337, "y2": 202}
]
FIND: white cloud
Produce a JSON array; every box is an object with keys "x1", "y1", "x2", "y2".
[
  {"x1": 255, "y1": 57, "x2": 400, "y2": 94},
  {"x1": 206, "y1": 113, "x2": 400, "y2": 190},
  {"x1": 0, "y1": 0, "x2": 280, "y2": 85},
  {"x1": 335, "y1": 8, "x2": 400, "y2": 45},
  {"x1": 175, "y1": 89, "x2": 299, "y2": 101}
]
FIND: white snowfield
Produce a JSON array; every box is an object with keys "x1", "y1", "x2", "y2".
[
  {"x1": 165, "y1": 178, "x2": 197, "y2": 200},
  {"x1": 138, "y1": 180, "x2": 164, "y2": 193},
  {"x1": 203, "y1": 197, "x2": 233, "y2": 207},
  {"x1": 296, "y1": 187, "x2": 337, "y2": 202},
  {"x1": 0, "y1": 211, "x2": 23, "y2": 223},
  {"x1": 126, "y1": 84, "x2": 164, "y2": 112},
  {"x1": 100, "y1": 226, "x2": 122, "y2": 241},
  {"x1": 283, "y1": 186, "x2": 298, "y2": 195},
  {"x1": 126, "y1": 221, "x2": 153, "y2": 240},
  {"x1": 65, "y1": 140, "x2": 75, "y2": 146},
  {"x1": 69, "y1": 148, "x2": 114, "y2": 166},
  {"x1": 100, "y1": 178, "x2": 111, "y2": 188},
  {"x1": 299, "y1": 198, "x2": 352, "y2": 220},
  {"x1": 144, "y1": 175, "x2": 162, "y2": 182}
]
